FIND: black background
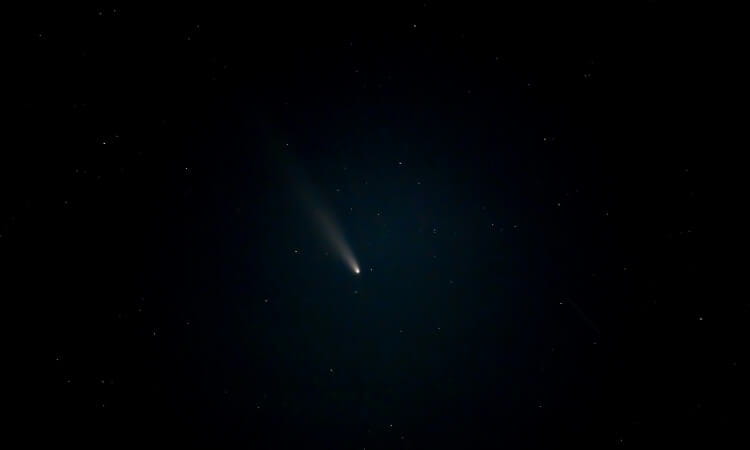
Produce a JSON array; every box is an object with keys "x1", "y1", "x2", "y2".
[{"x1": 7, "y1": 3, "x2": 743, "y2": 449}]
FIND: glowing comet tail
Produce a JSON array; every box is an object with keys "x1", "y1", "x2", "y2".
[{"x1": 313, "y1": 208, "x2": 359, "y2": 274}]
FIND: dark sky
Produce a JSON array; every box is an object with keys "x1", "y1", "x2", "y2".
[{"x1": 7, "y1": 3, "x2": 743, "y2": 449}]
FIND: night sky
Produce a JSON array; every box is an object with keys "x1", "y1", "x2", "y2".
[{"x1": 8, "y1": 4, "x2": 744, "y2": 449}]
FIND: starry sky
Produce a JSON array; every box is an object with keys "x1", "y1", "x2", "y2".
[{"x1": 8, "y1": 3, "x2": 744, "y2": 449}]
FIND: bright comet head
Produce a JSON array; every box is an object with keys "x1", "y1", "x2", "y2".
[{"x1": 354, "y1": 267, "x2": 360, "y2": 274}]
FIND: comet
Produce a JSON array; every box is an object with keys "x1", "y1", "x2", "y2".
[
  {"x1": 265, "y1": 130, "x2": 360, "y2": 275},
  {"x1": 312, "y1": 207, "x2": 360, "y2": 275}
]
